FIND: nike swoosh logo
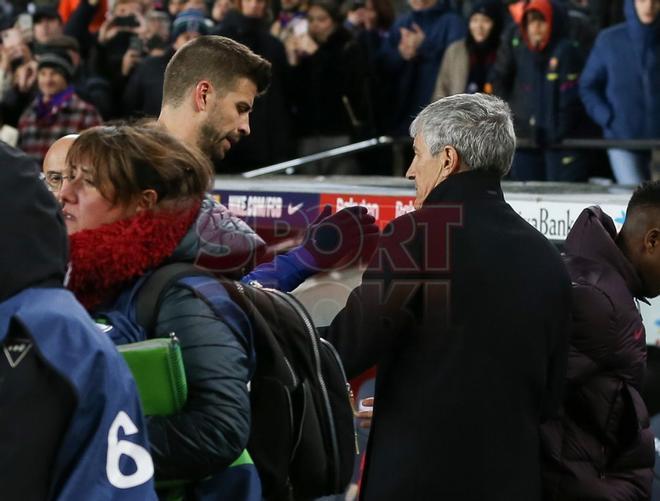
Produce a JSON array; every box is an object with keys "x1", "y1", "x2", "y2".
[{"x1": 288, "y1": 202, "x2": 304, "y2": 215}]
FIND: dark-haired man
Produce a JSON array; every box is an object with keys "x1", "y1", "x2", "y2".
[
  {"x1": 158, "y1": 35, "x2": 271, "y2": 166},
  {"x1": 156, "y1": 34, "x2": 378, "y2": 288},
  {"x1": 541, "y1": 183, "x2": 660, "y2": 499}
]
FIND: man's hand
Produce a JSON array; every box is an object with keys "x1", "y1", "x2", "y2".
[
  {"x1": 296, "y1": 33, "x2": 319, "y2": 56},
  {"x1": 301, "y1": 205, "x2": 380, "y2": 271},
  {"x1": 398, "y1": 23, "x2": 425, "y2": 60},
  {"x1": 121, "y1": 48, "x2": 141, "y2": 76},
  {"x1": 356, "y1": 397, "x2": 374, "y2": 429},
  {"x1": 98, "y1": 15, "x2": 121, "y2": 44},
  {"x1": 14, "y1": 59, "x2": 37, "y2": 93}
]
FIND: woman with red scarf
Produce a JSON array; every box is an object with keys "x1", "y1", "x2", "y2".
[{"x1": 60, "y1": 125, "x2": 261, "y2": 499}]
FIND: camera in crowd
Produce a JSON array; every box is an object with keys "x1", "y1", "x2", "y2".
[{"x1": 111, "y1": 14, "x2": 141, "y2": 29}]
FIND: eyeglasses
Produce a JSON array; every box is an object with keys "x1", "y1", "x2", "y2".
[{"x1": 43, "y1": 171, "x2": 73, "y2": 192}]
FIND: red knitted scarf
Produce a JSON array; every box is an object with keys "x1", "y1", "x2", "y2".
[{"x1": 68, "y1": 203, "x2": 200, "y2": 310}]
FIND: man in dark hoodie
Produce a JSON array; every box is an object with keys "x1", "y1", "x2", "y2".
[
  {"x1": 541, "y1": 184, "x2": 660, "y2": 500},
  {"x1": 0, "y1": 141, "x2": 156, "y2": 499},
  {"x1": 489, "y1": 0, "x2": 590, "y2": 181}
]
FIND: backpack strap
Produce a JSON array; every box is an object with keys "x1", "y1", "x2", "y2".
[
  {"x1": 135, "y1": 262, "x2": 212, "y2": 333},
  {"x1": 134, "y1": 263, "x2": 255, "y2": 369}
]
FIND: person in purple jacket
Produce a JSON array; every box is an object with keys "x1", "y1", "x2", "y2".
[
  {"x1": 579, "y1": 0, "x2": 660, "y2": 185},
  {"x1": 541, "y1": 182, "x2": 660, "y2": 500}
]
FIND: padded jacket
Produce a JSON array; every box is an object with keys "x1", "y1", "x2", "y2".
[
  {"x1": 541, "y1": 207, "x2": 654, "y2": 500},
  {"x1": 138, "y1": 200, "x2": 260, "y2": 480},
  {"x1": 132, "y1": 197, "x2": 316, "y2": 480}
]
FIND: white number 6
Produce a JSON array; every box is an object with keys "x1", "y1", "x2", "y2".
[{"x1": 106, "y1": 411, "x2": 154, "y2": 488}]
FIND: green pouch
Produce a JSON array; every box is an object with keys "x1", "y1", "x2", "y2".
[{"x1": 118, "y1": 333, "x2": 187, "y2": 416}]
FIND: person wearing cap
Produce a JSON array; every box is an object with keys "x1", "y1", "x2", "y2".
[
  {"x1": 17, "y1": 49, "x2": 102, "y2": 165},
  {"x1": 46, "y1": 34, "x2": 113, "y2": 118},
  {"x1": 171, "y1": 8, "x2": 212, "y2": 48}
]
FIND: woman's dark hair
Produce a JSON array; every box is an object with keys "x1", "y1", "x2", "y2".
[
  {"x1": 466, "y1": 0, "x2": 505, "y2": 52},
  {"x1": 309, "y1": 0, "x2": 343, "y2": 23},
  {"x1": 66, "y1": 124, "x2": 214, "y2": 208}
]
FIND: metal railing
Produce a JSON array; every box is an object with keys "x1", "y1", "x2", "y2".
[
  {"x1": 242, "y1": 136, "x2": 660, "y2": 179},
  {"x1": 242, "y1": 137, "x2": 393, "y2": 178}
]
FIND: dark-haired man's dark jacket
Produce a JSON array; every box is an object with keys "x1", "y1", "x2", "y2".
[
  {"x1": 541, "y1": 207, "x2": 654, "y2": 501},
  {"x1": 324, "y1": 169, "x2": 571, "y2": 500}
]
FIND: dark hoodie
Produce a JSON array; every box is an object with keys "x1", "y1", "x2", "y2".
[
  {"x1": 579, "y1": 0, "x2": 660, "y2": 139},
  {"x1": 541, "y1": 207, "x2": 654, "y2": 500},
  {"x1": 0, "y1": 142, "x2": 74, "y2": 499},
  {"x1": 0, "y1": 141, "x2": 68, "y2": 303}
]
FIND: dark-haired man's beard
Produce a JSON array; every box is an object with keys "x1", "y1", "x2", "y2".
[{"x1": 199, "y1": 121, "x2": 230, "y2": 165}]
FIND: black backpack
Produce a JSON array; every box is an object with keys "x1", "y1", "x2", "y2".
[{"x1": 135, "y1": 263, "x2": 357, "y2": 500}]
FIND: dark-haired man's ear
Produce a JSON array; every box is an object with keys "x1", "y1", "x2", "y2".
[
  {"x1": 194, "y1": 81, "x2": 211, "y2": 112},
  {"x1": 644, "y1": 228, "x2": 660, "y2": 254},
  {"x1": 136, "y1": 189, "x2": 158, "y2": 211}
]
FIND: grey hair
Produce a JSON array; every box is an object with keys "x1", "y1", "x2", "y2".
[{"x1": 409, "y1": 93, "x2": 516, "y2": 178}]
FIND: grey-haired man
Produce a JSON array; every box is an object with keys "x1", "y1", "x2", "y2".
[{"x1": 324, "y1": 93, "x2": 572, "y2": 501}]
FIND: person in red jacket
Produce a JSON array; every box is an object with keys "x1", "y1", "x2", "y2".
[
  {"x1": 541, "y1": 183, "x2": 660, "y2": 500},
  {"x1": 59, "y1": 0, "x2": 109, "y2": 34}
]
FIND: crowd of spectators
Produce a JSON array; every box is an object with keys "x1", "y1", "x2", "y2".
[{"x1": 0, "y1": 0, "x2": 657, "y2": 182}]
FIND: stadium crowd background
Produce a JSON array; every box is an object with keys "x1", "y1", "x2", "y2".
[{"x1": 0, "y1": 0, "x2": 656, "y2": 183}]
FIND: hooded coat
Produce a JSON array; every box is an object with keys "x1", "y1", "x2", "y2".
[
  {"x1": 432, "y1": 0, "x2": 504, "y2": 99},
  {"x1": 579, "y1": 0, "x2": 660, "y2": 140},
  {"x1": 0, "y1": 142, "x2": 155, "y2": 500},
  {"x1": 489, "y1": 0, "x2": 587, "y2": 144},
  {"x1": 541, "y1": 207, "x2": 654, "y2": 501}
]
